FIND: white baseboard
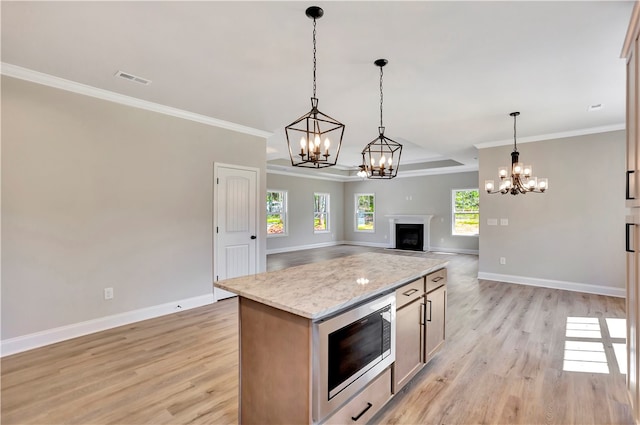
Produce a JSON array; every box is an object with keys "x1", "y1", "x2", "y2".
[
  {"x1": 344, "y1": 241, "x2": 479, "y2": 255},
  {"x1": 477, "y1": 272, "x2": 625, "y2": 298},
  {"x1": 266, "y1": 240, "x2": 342, "y2": 255},
  {"x1": 429, "y1": 246, "x2": 479, "y2": 255},
  {"x1": 1, "y1": 293, "x2": 214, "y2": 357},
  {"x1": 342, "y1": 241, "x2": 393, "y2": 249}
]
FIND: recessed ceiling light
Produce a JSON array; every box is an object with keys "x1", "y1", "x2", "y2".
[
  {"x1": 114, "y1": 70, "x2": 151, "y2": 85},
  {"x1": 588, "y1": 103, "x2": 603, "y2": 112}
]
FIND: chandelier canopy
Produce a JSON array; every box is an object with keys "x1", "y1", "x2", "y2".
[
  {"x1": 285, "y1": 6, "x2": 345, "y2": 169},
  {"x1": 485, "y1": 112, "x2": 548, "y2": 195},
  {"x1": 360, "y1": 59, "x2": 402, "y2": 179}
]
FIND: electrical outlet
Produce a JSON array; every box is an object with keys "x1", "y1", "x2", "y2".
[
  {"x1": 500, "y1": 218, "x2": 509, "y2": 226},
  {"x1": 500, "y1": 257, "x2": 506, "y2": 265},
  {"x1": 104, "y1": 287, "x2": 114, "y2": 300}
]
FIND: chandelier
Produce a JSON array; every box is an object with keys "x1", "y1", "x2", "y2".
[
  {"x1": 360, "y1": 59, "x2": 402, "y2": 179},
  {"x1": 285, "y1": 6, "x2": 345, "y2": 169},
  {"x1": 485, "y1": 112, "x2": 548, "y2": 195}
]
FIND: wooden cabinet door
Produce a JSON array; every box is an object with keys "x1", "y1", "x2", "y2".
[
  {"x1": 394, "y1": 296, "x2": 424, "y2": 392},
  {"x1": 628, "y1": 211, "x2": 640, "y2": 419},
  {"x1": 425, "y1": 285, "x2": 446, "y2": 361},
  {"x1": 627, "y1": 34, "x2": 640, "y2": 208}
]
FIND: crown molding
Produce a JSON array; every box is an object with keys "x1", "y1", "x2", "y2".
[
  {"x1": 267, "y1": 166, "x2": 350, "y2": 182},
  {"x1": 473, "y1": 123, "x2": 625, "y2": 149},
  {"x1": 1, "y1": 62, "x2": 273, "y2": 139},
  {"x1": 267, "y1": 163, "x2": 478, "y2": 182}
]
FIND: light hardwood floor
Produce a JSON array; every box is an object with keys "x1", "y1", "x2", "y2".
[{"x1": 1, "y1": 246, "x2": 634, "y2": 424}]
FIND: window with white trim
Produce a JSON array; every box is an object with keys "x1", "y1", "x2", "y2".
[
  {"x1": 267, "y1": 190, "x2": 287, "y2": 236},
  {"x1": 452, "y1": 188, "x2": 479, "y2": 236},
  {"x1": 355, "y1": 193, "x2": 375, "y2": 232},
  {"x1": 314, "y1": 193, "x2": 330, "y2": 233}
]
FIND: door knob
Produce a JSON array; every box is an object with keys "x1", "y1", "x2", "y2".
[{"x1": 250, "y1": 235, "x2": 257, "y2": 240}]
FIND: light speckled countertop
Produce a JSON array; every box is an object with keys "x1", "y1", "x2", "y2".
[{"x1": 215, "y1": 252, "x2": 448, "y2": 320}]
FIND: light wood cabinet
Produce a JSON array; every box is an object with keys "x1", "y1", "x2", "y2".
[
  {"x1": 625, "y1": 4, "x2": 640, "y2": 422},
  {"x1": 323, "y1": 367, "x2": 392, "y2": 425},
  {"x1": 394, "y1": 269, "x2": 447, "y2": 392},
  {"x1": 394, "y1": 289, "x2": 425, "y2": 391},
  {"x1": 425, "y1": 284, "x2": 446, "y2": 361}
]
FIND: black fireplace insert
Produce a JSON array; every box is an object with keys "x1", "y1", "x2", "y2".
[{"x1": 395, "y1": 223, "x2": 424, "y2": 251}]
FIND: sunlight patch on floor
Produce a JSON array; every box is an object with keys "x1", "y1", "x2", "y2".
[
  {"x1": 562, "y1": 317, "x2": 628, "y2": 375},
  {"x1": 565, "y1": 317, "x2": 601, "y2": 339},
  {"x1": 563, "y1": 340, "x2": 609, "y2": 374}
]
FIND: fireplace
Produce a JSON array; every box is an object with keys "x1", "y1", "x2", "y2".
[
  {"x1": 386, "y1": 214, "x2": 434, "y2": 252},
  {"x1": 395, "y1": 224, "x2": 424, "y2": 251}
]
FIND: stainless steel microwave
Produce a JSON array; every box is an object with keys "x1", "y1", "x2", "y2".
[{"x1": 313, "y1": 293, "x2": 396, "y2": 422}]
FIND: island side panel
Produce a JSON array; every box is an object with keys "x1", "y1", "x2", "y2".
[{"x1": 239, "y1": 297, "x2": 312, "y2": 424}]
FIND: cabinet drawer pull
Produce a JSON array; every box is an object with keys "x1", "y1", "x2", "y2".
[
  {"x1": 431, "y1": 276, "x2": 444, "y2": 282},
  {"x1": 427, "y1": 300, "x2": 432, "y2": 322},
  {"x1": 351, "y1": 402, "x2": 373, "y2": 421},
  {"x1": 420, "y1": 303, "x2": 426, "y2": 325},
  {"x1": 628, "y1": 170, "x2": 636, "y2": 200},
  {"x1": 402, "y1": 288, "x2": 419, "y2": 296},
  {"x1": 628, "y1": 223, "x2": 636, "y2": 253}
]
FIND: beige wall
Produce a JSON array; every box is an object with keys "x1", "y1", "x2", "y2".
[
  {"x1": 266, "y1": 173, "x2": 344, "y2": 252},
  {"x1": 478, "y1": 130, "x2": 625, "y2": 293},
  {"x1": 343, "y1": 172, "x2": 480, "y2": 253},
  {"x1": 1, "y1": 76, "x2": 267, "y2": 339}
]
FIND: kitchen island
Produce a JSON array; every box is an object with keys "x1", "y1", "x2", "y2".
[{"x1": 216, "y1": 252, "x2": 448, "y2": 424}]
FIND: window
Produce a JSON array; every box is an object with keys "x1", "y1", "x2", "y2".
[
  {"x1": 267, "y1": 190, "x2": 287, "y2": 236},
  {"x1": 314, "y1": 193, "x2": 330, "y2": 233},
  {"x1": 452, "y1": 189, "x2": 479, "y2": 236},
  {"x1": 355, "y1": 193, "x2": 375, "y2": 232}
]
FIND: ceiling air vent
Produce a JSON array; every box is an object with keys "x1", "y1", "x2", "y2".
[{"x1": 114, "y1": 70, "x2": 151, "y2": 85}]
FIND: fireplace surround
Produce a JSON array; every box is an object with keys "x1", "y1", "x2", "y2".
[{"x1": 386, "y1": 214, "x2": 434, "y2": 252}]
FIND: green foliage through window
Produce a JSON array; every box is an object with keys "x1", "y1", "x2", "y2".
[
  {"x1": 452, "y1": 189, "x2": 479, "y2": 236},
  {"x1": 314, "y1": 193, "x2": 330, "y2": 232},
  {"x1": 356, "y1": 194, "x2": 375, "y2": 231},
  {"x1": 267, "y1": 190, "x2": 287, "y2": 235}
]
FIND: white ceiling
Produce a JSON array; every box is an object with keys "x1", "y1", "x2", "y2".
[{"x1": 1, "y1": 1, "x2": 633, "y2": 175}]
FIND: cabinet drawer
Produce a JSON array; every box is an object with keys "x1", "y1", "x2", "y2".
[
  {"x1": 323, "y1": 367, "x2": 392, "y2": 425},
  {"x1": 395, "y1": 278, "x2": 424, "y2": 309},
  {"x1": 426, "y1": 268, "x2": 447, "y2": 292}
]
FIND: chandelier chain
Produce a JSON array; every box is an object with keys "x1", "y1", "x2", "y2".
[
  {"x1": 312, "y1": 18, "x2": 317, "y2": 99},
  {"x1": 513, "y1": 113, "x2": 517, "y2": 151},
  {"x1": 379, "y1": 65, "x2": 384, "y2": 127}
]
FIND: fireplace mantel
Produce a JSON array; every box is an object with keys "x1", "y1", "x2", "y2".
[{"x1": 385, "y1": 214, "x2": 434, "y2": 251}]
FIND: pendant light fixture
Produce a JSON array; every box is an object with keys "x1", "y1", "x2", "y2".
[
  {"x1": 285, "y1": 6, "x2": 345, "y2": 169},
  {"x1": 361, "y1": 59, "x2": 402, "y2": 179},
  {"x1": 485, "y1": 112, "x2": 548, "y2": 195}
]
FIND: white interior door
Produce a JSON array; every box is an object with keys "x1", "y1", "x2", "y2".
[{"x1": 214, "y1": 164, "x2": 258, "y2": 300}]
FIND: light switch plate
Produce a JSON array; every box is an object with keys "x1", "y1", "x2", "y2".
[
  {"x1": 487, "y1": 218, "x2": 498, "y2": 226},
  {"x1": 500, "y1": 218, "x2": 509, "y2": 226}
]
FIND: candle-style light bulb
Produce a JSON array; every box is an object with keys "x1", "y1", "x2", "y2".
[
  {"x1": 300, "y1": 137, "x2": 306, "y2": 155},
  {"x1": 324, "y1": 138, "x2": 330, "y2": 155},
  {"x1": 513, "y1": 162, "x2": 523, "y2": 175},
  {"x1": 485, "y1": 180, "x2": 494, "y2": 192},
  {"x1": 314, "y1": 135, "x2": 321, "y2": 151},
  {"x1": 538, "y1": 178, "x2": 548, "y2": 191},
  {"x1": 380, "y1": 155, "x2": 386, "y2": 168}
]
